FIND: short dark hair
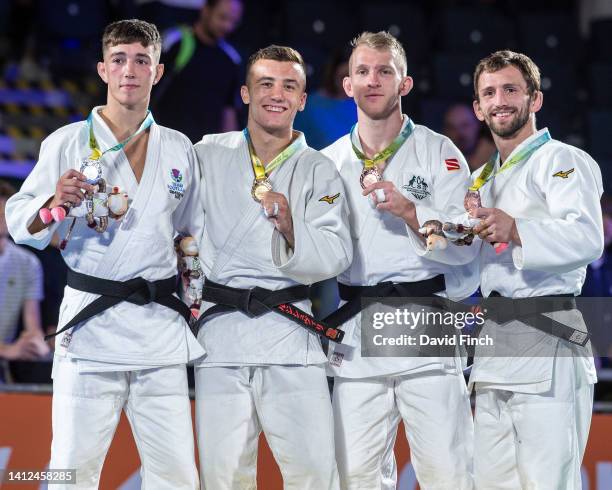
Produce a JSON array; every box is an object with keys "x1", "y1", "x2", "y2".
[
  {"x1": 245, "y1": 45, "x2": 306, "y2": 86},
  {"x1": 473, "y1": 50, "x2": 541, "y2": 100},
  {"x1": 102, "y1": 19, "x2": 162, "y2": 61},
  {"x1": 0, "y1": 180, "x2": 16, "y2": 199}
]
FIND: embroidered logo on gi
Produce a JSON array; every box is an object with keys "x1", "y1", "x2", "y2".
[
  {"x1": 553, "y1": 168, "x2": 574, "y2": 179},
  {"x1": 319, "y1": 193, "x2": 340, "y2": 204},
  {"x1": 402, "y1": 175, "x2": 430, "y2": 200},
  {"x1": 445, "y1": 158, "x2": 461, "y2": 171},
  {"x1": 168, "y1": 168, "x2": 185, "y2": 200}
]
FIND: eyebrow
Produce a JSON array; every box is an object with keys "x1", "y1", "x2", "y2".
[
  {"x1": 354, "y1": 63, "x2": 394, "y2": 71},
  {"x1": 108, "y1": 51, "x2": 152, "y2": 60},
  {"x1": 256, "y1": 76, "x2": 300, "y2": 85},
  {"x1": 481, "y1": 82, "x2": 522, "y2": 92}
]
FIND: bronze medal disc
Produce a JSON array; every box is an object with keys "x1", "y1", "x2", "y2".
[{"x1": 360, "y1": 167, "x2": 381, "y2": 189}]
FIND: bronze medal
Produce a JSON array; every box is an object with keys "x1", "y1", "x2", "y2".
[
  {"x1": 464, "y1": 190, "x2": 482, "y2": 214},
  {"x1": 360, "y1": 167, "x2": 381, "y2": 189},
  {"x1": 251, "y1": 178, "x2": 273, "y2": 202}
]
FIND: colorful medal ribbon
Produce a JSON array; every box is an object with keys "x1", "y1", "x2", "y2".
[
  {"x1": 350, "y1": 117, "x2": 415, "y2": 169},
  {"x1": 469, "y1": 130, "x2": 551, "y2": 192},
  {"x1": 243, "y1": 127, "x2": 305, "y2": 182},
  {"x1": 86, "y1": 110, "x2": 155, "y2": 161}
]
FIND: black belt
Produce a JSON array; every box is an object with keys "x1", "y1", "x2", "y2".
[
  {"x1": 322, "y1": 275, "x2": 446, "y2": 327},
  {"x1": 484, "y1": 291, "x2": 589, "y2": 346},
  {"x1": 195, "y1": 279, "x2": 345, "y2": 343},
  {"x1": 48, "y1": 269, "x2": 191, "y2": 340}
]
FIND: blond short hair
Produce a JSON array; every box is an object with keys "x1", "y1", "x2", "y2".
[{"x1": 349, "y1": 31, "x2": 407, "y2": 76}]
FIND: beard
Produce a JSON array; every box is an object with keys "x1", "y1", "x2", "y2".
[
  {"x1": 485, "y1": 100, "x2": 531, "y2": 138},
  {"x1": 358, "y1": 94, "x2": 400, "y2": 121}
]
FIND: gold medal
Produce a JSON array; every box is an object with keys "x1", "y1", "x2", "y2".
[
  {"x1": 251, "y1": 178, "x2": 273, "y2": 202},
  {"x1": 360, "y1": 167, "x2": 381, "y2": 189}
]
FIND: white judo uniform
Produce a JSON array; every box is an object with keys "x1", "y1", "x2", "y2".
[
  {"x1": 6, "y1": 107, "x2": 205, "y2": 490},
  {"x1": 322, "y1": 118, "x2": 479, "y2": 490},
  {"x1": 463, "y1": 128, "x2": 603, "y2": 489},
  {"x1": 193, "y1": 130, "x2": 352, "y2": 490}
]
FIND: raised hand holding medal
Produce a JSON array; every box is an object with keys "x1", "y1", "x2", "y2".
[
  {"x1": 244, "y1": 128, "x2": 305, "y2": 248},
  {"x1": 39, "y1": 110, "x2": 153, "y2": 248}
]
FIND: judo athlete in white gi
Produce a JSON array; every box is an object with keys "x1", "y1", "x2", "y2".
[
  {"x1": 467, "y1": 50, "x2": 603, "y2": 489},
  {"x1": 192, "y1": 45, "x2": 352, "y2": 489},
  {"x1": 322, "y1": 32, "x2": 477, "y2": 490},
  {"x1": 5, "y1": 20, "x2": 204, "y2": 489}
]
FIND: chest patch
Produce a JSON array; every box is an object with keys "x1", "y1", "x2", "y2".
[
  {"x1": 403, "y1": 175, "x2": 431, "y2": 200},
  {"x1": 168, "y1": 168, "x2": 185, "y2": 200}
]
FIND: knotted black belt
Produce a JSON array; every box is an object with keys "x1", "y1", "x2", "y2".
[
  {"x1": 484, "y1": 291, "x2": 589, "y2": 346},
  {"x1": 322, "y1": 275, "x2": 446, "y2": 327},
  {"x1": 195, "y1": 278, "x2": 345, "y2": 343},
  {"x1": 48, "y1": 269, "x2": 191, "y2": 340}
]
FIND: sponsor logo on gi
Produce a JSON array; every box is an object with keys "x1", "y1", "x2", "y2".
[
  {"x1": 319, "y1": 192, "x2": 340, "y2": 204},
  {"x1": 168, "y1": 168, "x2": 185, "y2": 200},
  {"x1": 552, "y1": 168, "x2": 574, "y2": 179},
  {"x1": 403, "y1": 175, "x2": 430, "y2": 200}
]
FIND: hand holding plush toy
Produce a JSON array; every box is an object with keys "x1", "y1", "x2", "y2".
[
  {"x1": 175, "y1": 235, "x2": 204, "y2": 319},
  {"x1": 38, "y1": 171, "x2": 129, "y2": 249}
]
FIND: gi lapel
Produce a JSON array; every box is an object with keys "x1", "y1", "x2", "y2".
[{"x1": 208, "y1": 141, "x2": 307, "y2": 282}]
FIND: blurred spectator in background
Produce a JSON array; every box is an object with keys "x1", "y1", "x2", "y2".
[
  {"x1": 0, "y1": 180, "x2": 48, "y2": 372},
  {"x1": 294, "y1": 49, "x2": 357, "y2": 150},
  {"x1": 153, "y1": 0, "x2": 244, "y2": 142},
  {"x1": 443, "y1": 102, "x2": 496, "y2": 171}
]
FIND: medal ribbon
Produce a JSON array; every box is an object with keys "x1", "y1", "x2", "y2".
[
  {"x1": 469, "y1": 130, "x2": 551, "y2": 191},
  {"x1": 350, "y1": 118, "x2": 415, "y2": 169},
  {"x1": 86, "y1": 110, "x2": 155, "y2": 160},
  {"x1": 243, "y1": 128, "x2": 305, "y2": 181}
]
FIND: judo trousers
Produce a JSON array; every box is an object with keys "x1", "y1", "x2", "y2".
[
  {"x1": 49, "y1": 359, "x2": 199, "y2": 489},
  {"x1": 474, "y1": 358, "x2": 594, "y2": 489},
  {"x1": 333, "y1": 371, "x2": 474, "y2": 490},
  {"x1": 195, "y1": 364, "x2": 340, "y2": 490}
]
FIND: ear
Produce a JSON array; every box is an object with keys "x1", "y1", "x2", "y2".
[
  {"x1": 530, "y1": 90, "x2": 543, "y2": 114},
  {"x1": 240, "y1": 85, "x2": 250, "y2": 105},
  {"x1": 154, "y1": 63, "x2": 164, "y2": 85},
  {"x1": 473, "y1": 98, "x2": 485, "y2": 122},
  {"x1": 342, "y1": 76, "x2": 353, "y2": 98},
  {"x1": 97, "y1": 61, "x2": 108, "y2": 84},
  {"x1": 399, "y1": 76, "x2": 413, "y2": 96},
  {"x1": 298, "y1": 91, "x2": 307, "y2": 112}
]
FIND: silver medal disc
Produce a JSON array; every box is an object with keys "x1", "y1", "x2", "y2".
[{"x1": 80, "y1": 158, "x2": 102, "y2": 184}]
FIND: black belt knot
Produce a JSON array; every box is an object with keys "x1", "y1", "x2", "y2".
[{"x1": 125, "y1": 277, "x2": 159, "y2": 305}]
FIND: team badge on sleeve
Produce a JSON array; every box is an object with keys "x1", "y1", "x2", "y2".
[
  {"x1": 319, "y1": 193, "x2": 341, "y2": 204},
  {"x1": 445, "y1": 158, "x2": 461, "y2": 171},
  {"x1": 552, "y1": 168, "x2": 575, "y2": 179}
]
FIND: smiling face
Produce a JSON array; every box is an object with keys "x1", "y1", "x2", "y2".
[
  {"x1": 97, "y1": 42, "x2": 163, "y2": 111},
  {"x1": 344, "y1": 45, "x2": 412, "y2": 121},
  {"x1": 473, "y1": 65, "x2": 542, "y2": 139},
  {"x1": 241, "y1": 59, "x2": 307, "y2": 135}
]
